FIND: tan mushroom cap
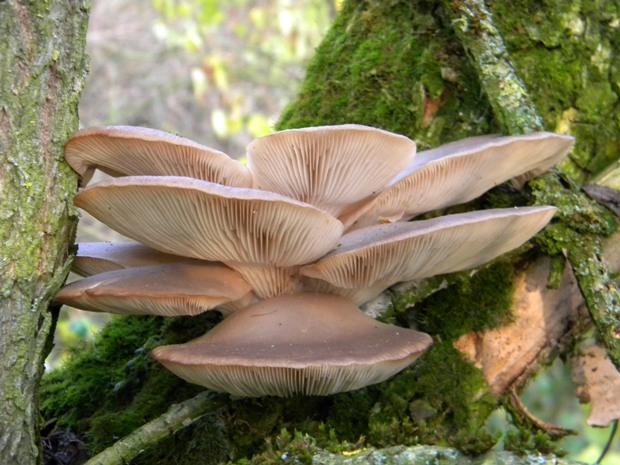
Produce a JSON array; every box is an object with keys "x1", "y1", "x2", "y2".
[
  {"x1": 247, "y1": 124, "x2": 416, "y2": 217},
  {"x1": 72, "y1": 242, "x2": 202, "y2": 277},
  {"x1": 152, "y1": 293, "x2": 433, "y2": 397},
  {"x1": 65, "y1": 125, "x2": 252, "y2": 187},
  {"x1": 344, "y1": 132, "x2": 573, "y2": 230},
  {"x1": 75, "y1": 176, "x2": 344, "y2": 298},
  {"x1": 55, "y1": 262, "x2": 255, "y2": 316},
  {"x1": 301, "y1": 206, "x2": 556, "y2": 304}
]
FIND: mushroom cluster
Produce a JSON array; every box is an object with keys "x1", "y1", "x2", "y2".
[{"x1": 55, "y1": 124, "x2": 574, "y2": 397}]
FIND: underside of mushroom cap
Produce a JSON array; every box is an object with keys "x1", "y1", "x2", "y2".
[
  {"x1": 55, "y1": 262, "x2": 255, "y2": 316},
  {"x1": 344, "y1": 132, "x2": 573, "y2": 230},
  {"x1": 247, "y1": 124, "x2": 416, "y2": 217},
  {"x1": 152, "y1": 293, "x2": 432, "y2": 397},
  {"x1": 301, "y1": 206, "x2": 556, "y2": 297},
  {"x1": 65, "y1": 125, "x2": 252, "y2": 187},
  {"x1": 75, "y1": 176, "x2": 344, "y2": 267}
]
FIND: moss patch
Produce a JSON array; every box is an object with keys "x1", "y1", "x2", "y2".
[
  {"x1": 41, "y1": 313, "x2": 219, "y2": 453},
  {"x1": 277, "y1": 0, "x2": 498, "y2": 146},
  {"x1": 490, "y1": 0, "x2": 620, "y2": 183},
  {"x1": 413, "y1": 261, "x2": 516, "y2": 340}
]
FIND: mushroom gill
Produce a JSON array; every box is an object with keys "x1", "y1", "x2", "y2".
[
  {"x1": 152, "y1": 293, "x2": 433, "y2": 397},
  {"x1": 65, "y1": 125, "x2": 252, "y2": 187}
]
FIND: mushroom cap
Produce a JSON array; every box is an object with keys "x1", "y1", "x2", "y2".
[
  {"x1": 55, "y1": 262, "x2": 254, "y2": 316},
  {"x1": 247, "y1": 124, "x2": 416, "y2": 217},
  {"x1": 75, "y1": 176, "x2": 344, "y2": 267},
  {"x1": 72, "y1": 242, "x2": 201, "y2": 277},
  {"x1": 152, "y1": 293, "x2": 432, "y2": 397},
  {"x1": 65, "y1": 125, "x2": 252, "y2": 187},
  {"x1": 344, "y1": 132, "x2": 573, "y2": 230},
  {"x1": 301, "y1": 206, "x2": 556, "y2": 300}
]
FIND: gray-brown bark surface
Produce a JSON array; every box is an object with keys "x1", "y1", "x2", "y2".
[{"x1": 0, "y1": 2, "x2": 90, "y2": 464}]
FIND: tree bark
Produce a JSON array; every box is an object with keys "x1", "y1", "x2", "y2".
[
  {"x1": 39, "y1": 0, "x2": 620, "y2": 464},
  {"x1": 0, "y1": 2, "x2": 90, "y2": 464}
]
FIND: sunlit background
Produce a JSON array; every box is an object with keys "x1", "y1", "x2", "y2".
[{"x1": 48, "y1": 0, "x2": 618, "y2": 462}]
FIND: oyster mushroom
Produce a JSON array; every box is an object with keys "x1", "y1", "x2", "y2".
[
  {"x1": 341, "y1": 132, "x2": 574, "y2": 230},
  {"x1": 65, "y1": 125, "x2": 252, "y2": 187},
  {"x1": 152, "y1": 293, "x2": 433, "y2": 397},
  {"x1": 247, "y1": 124, "x2": 416, "y2": 217},
  {"x1": 301, "y1": 206, "x2": 556, "y2": 305},
  {"x1": 71, "y1": 242, "x2": 201, "y2": 277},
  {"x1": 74, "y1": 175, "x2": 344, "y2": 298},
  {"x1": 55, "y1": 262, "x2": 255, "y2": 316}
]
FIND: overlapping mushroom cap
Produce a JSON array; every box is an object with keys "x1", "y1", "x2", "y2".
[{"x1": 56, "y1": 124, "x2": 574, "y2": 397}]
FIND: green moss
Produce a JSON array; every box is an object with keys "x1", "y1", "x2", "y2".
[
  {"x1": 41, "y1": 313, "x2": 219, "y2": 453},
  {"x1": 528, "y1": 173, "x2": 616, "y2": 254},
  {"x1": 287, "y1": 260, "x2": 515, "y2": 456},
  {"x1": 529, "y1": 172, "x2": 620, "y2": 367},
  {"x1": 490, "y1": 0, "x2": 620, "y2": 183},
  {"x1": 277, "y1": 0, "x2": 497, "y2": 145},
  {"x1": 367, "y1": 346, "x2": 498, "y2": 455},
  {"x1": 413, "y1": 261, "x2": 516, "y2": 340}
]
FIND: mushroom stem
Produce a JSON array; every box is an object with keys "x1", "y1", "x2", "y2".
[{"x1": 230, "y1": 264, "x2": 301, "y2": 299}]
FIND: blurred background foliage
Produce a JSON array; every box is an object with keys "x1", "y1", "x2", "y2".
[{"x1": 49, "y1": 0, "x2": 618, "y2": 462}]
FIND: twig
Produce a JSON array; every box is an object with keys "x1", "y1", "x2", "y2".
[
  {"x1": 508, "y1": 387, "x2": 573, "y2": 438},
  {"x1": 84, "y1": 390, "x2": 226, "y2": 465},
  {"x1": 596, "y1": 420, "x2": 618, "y2": 465},
  {"x1": 444, "y1": 0, "x2": 543, "y2": 134}
]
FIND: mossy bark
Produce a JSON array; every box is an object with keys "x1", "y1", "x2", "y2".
[
  {"x1": 40, "y1": 1, "x2": 619, "y2": 464},
  {"x1": 0, "y1": 1, "x2": 90, "y2": 464}
]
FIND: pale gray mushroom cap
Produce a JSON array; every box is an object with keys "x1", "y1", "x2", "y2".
[
  {"x1": 65, "y1": 125, "x2": 252, "y2": 187},
  {"x1": 247, "y1": 124, "x2": 416, "y2": 217},
  {"x1": 55, "y1": 262, "x2": 255, "y2": 316},
  {"x1": 152, "y1": 293, "x2": 432, "y2": 397},
  {"x1": 343, "y1": 132, "x2": 573, "y2": 230},
  {"x1": 301, "y1": 206, "x2": 556, "y2": 301}
]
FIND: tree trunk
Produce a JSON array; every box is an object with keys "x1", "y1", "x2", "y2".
[
  {"x1": 0, "y1": 2, "x2": 90, "y2": 464},
  {"x1": 39, "y1": 0, "x2": 620, "y2": 464}
]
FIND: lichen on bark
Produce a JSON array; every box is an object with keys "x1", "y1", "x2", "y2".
[{"x1": 0, "y1": 1, "x2": 90, "y2": 464}]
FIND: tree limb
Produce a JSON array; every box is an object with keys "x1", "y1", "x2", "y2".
[{"x1": 85, "y1": 391, "x2": 226, "y2": 465}]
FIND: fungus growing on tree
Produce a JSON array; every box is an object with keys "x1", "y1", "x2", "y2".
[
  {"x1": 65, "y1": 125, "x2": 252, "y2": 187},
  {"x1": 152, "y1": 293, "x2": 433, "y2": 397},
  {"x1": 56, "y1": 124, "x2": 574, "y2": 397},
  {"x1": 55, "y1": 262, "x2": 255, "y2": 316}
]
